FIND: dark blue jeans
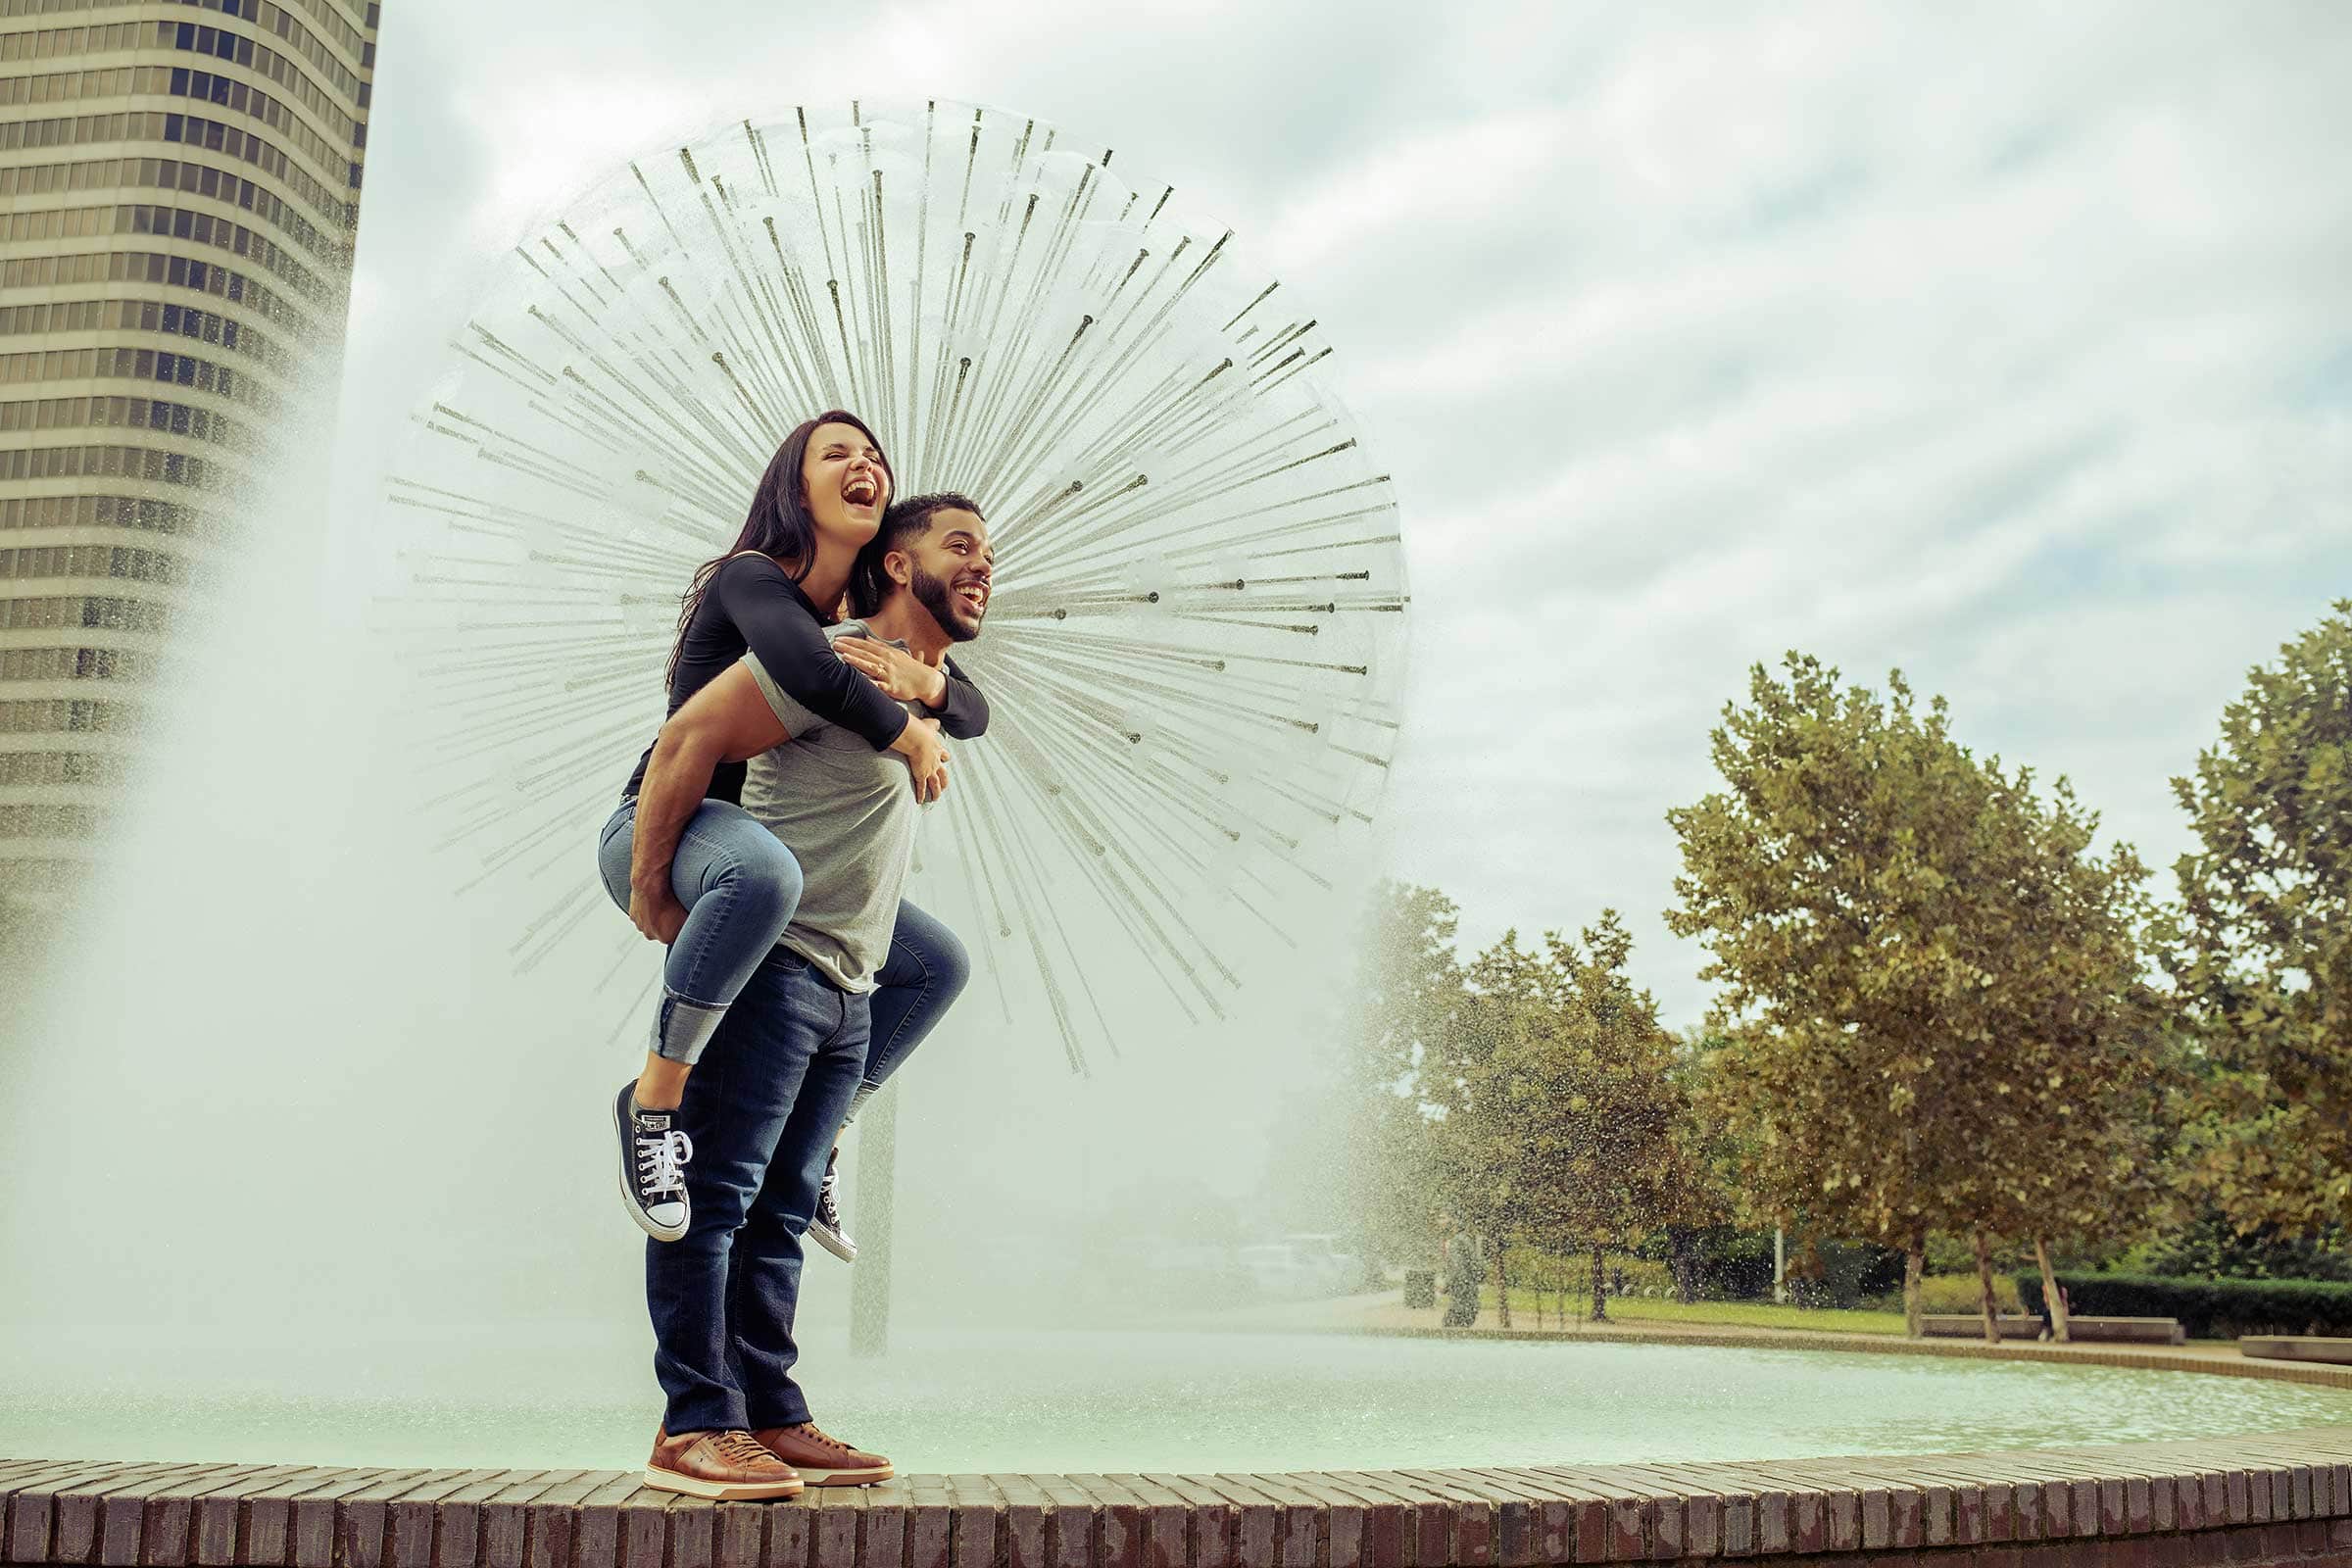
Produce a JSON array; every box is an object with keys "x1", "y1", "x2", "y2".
[
  {"x1": 863, "y1": 897, "x2": 970, "y2": 1094},
  {"x1": 646, "y1": 944, "x2": 867, "y2": 1434}
]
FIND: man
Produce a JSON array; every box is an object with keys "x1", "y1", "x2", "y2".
[{"x1": 631, "y1": 493, "x2": 993, "y2": 1499}]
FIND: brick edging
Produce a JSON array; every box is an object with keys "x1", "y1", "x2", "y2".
[{"x1": 8, "y1": 1428, "x2": 2352, "y2": 1568}]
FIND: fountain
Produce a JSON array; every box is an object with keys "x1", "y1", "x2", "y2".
[
  {"x1": 380, "y1": 100, "x2": 1410, "y2": 1073},
  {"x1": 3, "y1": 101, "x2": 2348, "y2": 1568}
]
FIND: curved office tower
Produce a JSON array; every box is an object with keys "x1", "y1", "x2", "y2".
[{"x1": 0, "y1": 0, "x2": 380, "y2": 904}]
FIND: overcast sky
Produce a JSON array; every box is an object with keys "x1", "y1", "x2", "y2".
[{"x1": 337, "y1": 1, "x2": 2352, "y2": 1030}]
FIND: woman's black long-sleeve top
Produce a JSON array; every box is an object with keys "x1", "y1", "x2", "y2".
[{"x1": 620, "y1": 555, "x2": 988, "y2": 805}]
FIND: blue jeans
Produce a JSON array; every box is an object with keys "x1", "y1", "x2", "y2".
[
  {"x1": 646, "y1": 945, "x2": 867, "y2": 1433},
  {"x1": 598, "y1": 798, "x2": 970, "y2": 1086},
  {"x1": 864, "y1": 897, "x2": 969, "y2": 1094},
  {"x1": 599, "y1": 798, "x2": 803, "y2": 1066}
]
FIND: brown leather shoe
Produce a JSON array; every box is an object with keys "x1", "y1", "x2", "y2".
[
  {"x1": 645, "y1": 1427, "x2": 805, "y2": 1499},
  {"x1": 753, "y1": 1421, "x2": 894, "y2": 1485}
]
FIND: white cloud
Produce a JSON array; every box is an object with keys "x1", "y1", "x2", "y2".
[
  {"x1": 333, "y1": 0, "x2": 2352, "y2": 1029},
  {"x1": 1260, "y1": 105, "x2": 1576, "y2": 273}
]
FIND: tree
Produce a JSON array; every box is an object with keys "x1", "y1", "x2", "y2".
[
  {"x1": 1428, "y1": 928, "x2": 1546, "y2": 1327},
  {"x1": 1318, "y1": 882, "x2": 1466, "y2": 1274},
  {"x1": 1669, "y1": 657, "x2": 2011, "y2": 1330},
  {"x1": 1667, "y1": 653, "x2": 2168, "y2": 1339},
  {"x1": 2164, "y1": 600, "x2": 2352, "y2": 1237},
  {"x1": 1658, "y1": 1027, "x2": 1743, "y2": 1303},
  {"x1": 1922, "y1": 756, "x2": 2173, "y2": 1343},
  {"x1": 1436, "y1": 913, "x2": 1696, "y2": 1325}
]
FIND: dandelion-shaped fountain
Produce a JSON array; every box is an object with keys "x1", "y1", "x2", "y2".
[{"x1": 384, "y1": 100, "x2": 1410, "y2": 1075}]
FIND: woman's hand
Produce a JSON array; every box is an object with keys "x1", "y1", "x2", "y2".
[
  {"x1": 837, "y1": 636, "x2": 949, "y2": 707},
  {"x1": 890, "y1": 714, "x2": 950, "y2": 800},
  {"x1": 630, "y1": 879, "x2": 689, "y2": 944}
]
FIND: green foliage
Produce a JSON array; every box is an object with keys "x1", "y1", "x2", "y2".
[
  {"x1": 1647, "y1": 1224, "x2": 1776, "y2": 1300},
  {"x1": 2015, "y1": 1271, "x2": 2352, "y2": 1340},
  {"x1": 1664, "y1": 653, "x2": 2169, "y2": 1278},
  {"x1": 1908, "y1": 1273, "x2": 2024, "y2": 1313},
  {"x1": 2163, "y1": 599, "x2": 2352, "y2": 1236},
  {"x1": 2120, "y1": 1202, "x2": 2352, "y2": 1283},
  {"x1": 1321, "y1": 603, "x2": 2352, "y2": 1302},
  {"x1": 1787, "y1": 1237, "x2": 1908, "y2": 1308},
  {"x1": 1434, "y1": 913, "x2": 1705, "y2": 1279}
]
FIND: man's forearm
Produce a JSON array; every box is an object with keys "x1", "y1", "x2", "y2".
[{"x1": 630, "y1": 724, "x2": 723, "y2": 899}]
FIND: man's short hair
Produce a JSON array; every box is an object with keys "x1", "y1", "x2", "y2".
[{"x1": 849, "y1": 491, "x2": 984, "y2": 618}]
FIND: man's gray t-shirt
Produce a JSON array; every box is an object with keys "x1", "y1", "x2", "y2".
[{"x1": 739, "y1": 621, "x2": 927, "y2": 994}]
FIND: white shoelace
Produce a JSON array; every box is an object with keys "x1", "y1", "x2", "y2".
[{"x1": 636, "y1": 1129, "x2": 693, "y2": 1198}]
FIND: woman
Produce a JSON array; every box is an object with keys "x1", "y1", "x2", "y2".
[{"x1": 597, "y1": 410, "x2": 980, "y2": 1243}]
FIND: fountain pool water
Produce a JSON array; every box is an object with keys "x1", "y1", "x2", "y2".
[{"x1": 5, "y1": 1327, "x2": 2348, "y2": 1474}]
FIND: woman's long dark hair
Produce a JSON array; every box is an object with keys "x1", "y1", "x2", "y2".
[{"x1": 667, "y1": 409, "x2": 893, "y2": 686}]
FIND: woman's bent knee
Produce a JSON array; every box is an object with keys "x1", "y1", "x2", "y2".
[
  {"x1": 928, "y1": 922, "x2": 972, "y2": 997},
  {"x1": 893, "y1": 902, "x2": 972, "y2": 998},
  {"x1": 596, "y1": 803, "x2": 637, "y2": 912},
  {"x1": 717, "y1": 830, "x2": 804, "y2": 930}
]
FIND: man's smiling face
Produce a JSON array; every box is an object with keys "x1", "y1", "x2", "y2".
[{"x1": 899, "y1": 508, "x2": 992, "y2": 643}]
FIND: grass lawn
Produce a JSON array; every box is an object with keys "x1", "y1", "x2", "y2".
[{"x1": 1482, "y1": 1289, "x2": 1910, "y2": 1337}]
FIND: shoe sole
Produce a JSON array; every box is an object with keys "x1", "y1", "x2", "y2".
[
  {"x1": 642, "y1": 1465, "x2": 803, "y2": 1500},
  {"x1": 796, "y1": 1463, "x2": 894, "y2": 1487},
  {"x1": 615, "y1": 1087, "x2": 688, "y2": 1244},
  {"x1": 808, "y1": 1220, "x2": 858, "y2": 1263}
]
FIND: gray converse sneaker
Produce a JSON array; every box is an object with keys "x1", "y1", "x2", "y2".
[
  {"x1": 808, "y1": 1148, "x2": 857, "y2": 1261},
  {"x1": 614, "y1": 1081, "x2": 692, "y2": 1242}
]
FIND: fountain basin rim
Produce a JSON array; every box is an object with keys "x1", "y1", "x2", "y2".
[
  {"x1": 6, "y1": 1423, "x2": 2352, "y2": 1568},
  {"x1": 7, "y1": 1330, "x2": 2352, "y2": 1568}
]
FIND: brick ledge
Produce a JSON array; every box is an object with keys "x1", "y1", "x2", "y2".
[{"x1": 7, "y1": 1425, "x2": 2352, "y2": 1568}]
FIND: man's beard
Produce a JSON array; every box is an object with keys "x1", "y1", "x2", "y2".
[{"x1": 909, "y1": 563, "x2": 982, "y2": 643}]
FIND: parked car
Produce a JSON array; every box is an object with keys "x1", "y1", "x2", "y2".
[
  {"x1": 1236, "y1": 1242, "x2": 1323, "y2": 1300},
  {"x1": 1281, "y1": 1233, "x2": 1364, "y2": 1294},
  {"x1": 1232, "y1": 1236, "x2": 1365, "y2": 1299}
]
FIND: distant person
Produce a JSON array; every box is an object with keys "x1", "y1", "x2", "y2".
[
  {"x1": 2038, "y1": 1283, "x2": 2071, "y2": 1342},
  {"x1": 1441, "y1": 1215, "x2": 1482, "y2": 1329},
  {"x1": 598, "y1": 411, "x2": 984, "y2": 1255},
  {"x1": 625, "y1": 492, "x2": 994, "y2": 1497}
]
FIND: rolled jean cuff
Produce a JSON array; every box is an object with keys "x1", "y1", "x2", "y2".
[{"x1": 653, "y1": 990, "x2": 728, "y2": 1066}]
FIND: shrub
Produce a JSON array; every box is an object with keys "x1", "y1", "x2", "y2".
[
  {"x1": 2121, "y1": 1207, "x2": 2352, "y2": 1283},
  {"x1": 1793, "y1": 1239, "x2": 1908, "y2": 1308},
  {"x1": 2015, "y1": 1272, "x2": 2352, "y2": 1339},
  {"x1": 1666, "y1": 1226, "x2": 1777, "y2": 1300},
  {"x1": 1908, "y1": 1274, "x2": 2024, "y2": 1314}
]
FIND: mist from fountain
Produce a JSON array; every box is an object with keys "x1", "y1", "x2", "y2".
[{"x1": 0, "y1": 105, "x2": 1400, "y2": 1444}]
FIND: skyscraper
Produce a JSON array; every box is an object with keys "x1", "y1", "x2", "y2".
[{"x1": 0, "y1": 0, "x2": 379, "y2": 902}]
